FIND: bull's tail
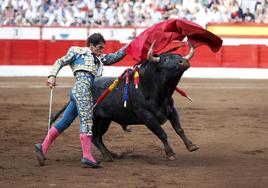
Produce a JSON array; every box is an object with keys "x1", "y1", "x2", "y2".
[{"x1": 50, "y1": 102, "x2": 69, "y2": 125}]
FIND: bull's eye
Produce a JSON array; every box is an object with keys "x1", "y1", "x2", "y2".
[{"x1": 162, "y1": 57, "x2": 169, "y2": 62}]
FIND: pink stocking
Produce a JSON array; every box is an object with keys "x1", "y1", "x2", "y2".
[
  {"x1": 80, "y1": 133, "x2": 96, "y2": 163},
  {"x1": 42, "y1": 126, "x2": 60, "y2": 155}
]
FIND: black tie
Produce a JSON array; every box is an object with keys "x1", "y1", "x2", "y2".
[{"x1": 92, "y1": 53, "x2": 99, "y2": 65}]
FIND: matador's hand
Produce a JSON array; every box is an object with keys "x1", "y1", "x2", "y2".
[{"x1": 46, "y1": 76, "x2": 56, "y2": 88}]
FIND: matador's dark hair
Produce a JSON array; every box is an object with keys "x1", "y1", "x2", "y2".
[{"x1": 87, "y1": 33, "x2": 106, "y2": 47}]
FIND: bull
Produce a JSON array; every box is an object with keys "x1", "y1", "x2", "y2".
[
  {"x1": 52, "y1": 41, "x2": 199, "y2": 161},
  {"x1": 91, "y1": 41, "x2": 198, "y2": 161}
]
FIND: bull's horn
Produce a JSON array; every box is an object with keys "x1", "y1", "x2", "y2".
[
  {"x1": 182, "y1": 40, "x2": 195, "y2": 60},
  {"x1": 147, "y1": 40, "x2": 160, "y2": 62}
]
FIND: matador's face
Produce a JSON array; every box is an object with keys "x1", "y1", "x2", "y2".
[{"x1": 90, "y1": 42, "x2": 105, "y2": 57}]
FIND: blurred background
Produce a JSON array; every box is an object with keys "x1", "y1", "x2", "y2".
[{"x1": 0, "y1": 0, "x2": 268, "y2": 78}]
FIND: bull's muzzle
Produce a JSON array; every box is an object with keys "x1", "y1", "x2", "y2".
[{"x1": 179, "y1": 60, "x2": 191, "y2": 71}]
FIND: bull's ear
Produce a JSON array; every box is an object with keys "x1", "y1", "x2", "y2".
[{"x1": 147, "y1": 40, "x2": 160, "y2": 63}]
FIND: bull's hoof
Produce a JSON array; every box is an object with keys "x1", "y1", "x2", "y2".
[
  {"x1": 167, "y1": 151, "x2": 176, "y2": 161},
  {"x1": 168, "y1": 155, "x2": 176, "y2": 161},
  {"x1": 102, "y1": 155, "x2": 114, "y2": 162},
  {"x1": 123, "y1": 127, "x2": 132, "y2": 132},
  {"x1": 110, "y1": 152, "x2": 122, "y2": 159},
  {"x1": 187, "y1": 144, "x2": 199, "y2": 152},
  {"x1": 102, "y1": 152, "x2": 114, "y2": 162}
]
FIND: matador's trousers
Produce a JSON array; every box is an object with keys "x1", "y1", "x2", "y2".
[{"x1": 54, "y1": 71, "x2": 94, "y2": 135}]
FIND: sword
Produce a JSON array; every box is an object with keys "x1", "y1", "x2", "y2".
[{"x1": 47, "y1": 88, "x2": 53, "y2": 133}]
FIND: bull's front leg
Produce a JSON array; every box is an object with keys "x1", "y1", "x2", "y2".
[
  {"x1": 136, "y1": 109, "x2": 176, "y2": 160},
  {"x1": 167, "y1": 104, "x2": 199, "y2": 152},
  {"x1": 92, "y1": 118, "x2": 115, "y2": 162}
]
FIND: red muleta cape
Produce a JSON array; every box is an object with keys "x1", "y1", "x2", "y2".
[{"x1": 125, "y1": 19, "x2": 223, "y2": 62}]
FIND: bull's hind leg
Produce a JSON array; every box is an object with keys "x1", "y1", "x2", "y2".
[
  {"x1": 167, "y1": 104, "x2": 199, "y2": 152},
  {"x1": 136, "y1": 110, "x2": 176, "y2": 160},
  {"x1": 92, "y1": 118, "x2": 117, "y2": 162}
]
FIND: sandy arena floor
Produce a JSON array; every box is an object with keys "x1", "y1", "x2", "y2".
[{"x1": 0, "y1": 77, "x2": 267, "y2": 188}]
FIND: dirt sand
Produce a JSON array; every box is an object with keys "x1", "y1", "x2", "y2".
[{"x1": 0, "y1": 77, "x2": 267, "y2": 188}]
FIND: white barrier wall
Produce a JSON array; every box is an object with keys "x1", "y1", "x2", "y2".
[
  {"x1": 42, "y1": 27, "x2": 88, "y2": 40},
  {"x1": 1, "y1": 26, "x2": 268, "y2": 45},
  {"x1": 0, "y1": 27, "x2": 144, "y2": 41},
  {"x1": 89, "y1": 28, "x2": 133, "y2": 42},
  {"x1": 0, "y1": 27, "x2": 40, "y2": 39}
]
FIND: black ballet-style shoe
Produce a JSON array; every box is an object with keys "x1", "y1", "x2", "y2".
[
  {"x1": 35, "y1": 144, "x2": 45, "y2": 166},
  {"x1": 81, "y1": 157, "x2": 101, "y2": 168}
]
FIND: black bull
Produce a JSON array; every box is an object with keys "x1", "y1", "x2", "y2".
[{"x1": 52, "y1": 45, "x2": 199, "y2": 161}]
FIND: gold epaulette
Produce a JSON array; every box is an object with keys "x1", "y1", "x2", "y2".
[{"x1": 71, "y1": 46, "x2": 90, "y2": 55}]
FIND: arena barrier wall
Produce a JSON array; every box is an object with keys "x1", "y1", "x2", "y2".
[
  {"x1": 0, "y1": 39, "x2": 268, "y2": 68},
  {"x1": 0, "y1": 24, "x2": 268, "y2": 68}
]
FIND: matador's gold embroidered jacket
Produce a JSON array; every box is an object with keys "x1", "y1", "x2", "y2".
[{"x1": 49, "y1": 45, "x2": 127, "y2": 77}]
